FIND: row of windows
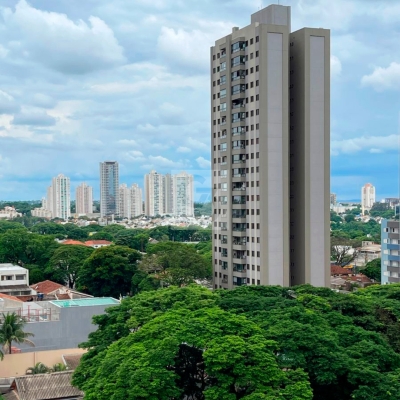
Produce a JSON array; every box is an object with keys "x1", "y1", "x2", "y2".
[
  {"x1": 213, "y1": 120, "x2": 260, "y2": 131},
  {"x1": 213, "y1": 92, "x2": 260, "y2": 104},
  {"x1": 212, "y1": 36, "x2": 260, "y2": 60},
  {"x1": 216, "y1": 234, "x2": 261, "y2": 243},
  {"x1": 214, "y1": 137, "x2": 259, "y2": 150},
  {"x1": 216, "y1": 248, "x2": 262, "y2": 257},
  {"x1": 213, "y1": 77, "x2": 260, "y2": 89},
  {"x1": 215, "y1": 208, "x2": 261, "y2": 215}
]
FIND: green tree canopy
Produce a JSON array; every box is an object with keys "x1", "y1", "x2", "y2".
[
  {"x1": 77, "y1": 246, "x2": 141, "y2": 297},
  {"x1": 363, "y1": 258, "x2": 381, "y2": 282},
  {"x1": 47, "y1": 245, "x2": 94, "y2": 288},
  {"x1": 73, "y1": 284, "x2": 400, "y2": 400}
]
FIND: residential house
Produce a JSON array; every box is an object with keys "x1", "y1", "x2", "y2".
[{"x1": 0, "y1": 264, "x2": 36, "y2": 299}]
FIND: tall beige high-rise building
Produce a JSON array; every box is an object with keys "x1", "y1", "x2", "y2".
[
  {"x1": 361, "y1": 183, "x2": 375, "y2": 215},
  {"x1": 144, "y1": 171, "x2": 165, "y2": 217},
  {"x1": 211, "y1": 4, "x2": 330, "y2": 289},
  {"x1": 76, "y1": 183, "x2": 93, "y2": 215},
  {"x1": 100, "y1": 161, "x2": 119, "y2": 218},
  {"x1": 130, "y1": 183, "x2": 143, "y2": 218},
  {"x1": 173, "y1": 172, "x2": 194, "y2": 217},
  {"x1": 47, "y1": 174, "x2": 71, "y2": 220},
  {"x1": 164, "y1": 173, "x2": 174, "y2": 215},
  {"x1": 119, "y1": 184, "x2": 131, "y2": 219}
]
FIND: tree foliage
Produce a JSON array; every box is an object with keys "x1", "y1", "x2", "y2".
[
  {"x1": 73, "y1": 284, "x2": 400, "y2": 400},
  {"x1": 77, "y1": 246, "x2": 142, "y2": 297}
]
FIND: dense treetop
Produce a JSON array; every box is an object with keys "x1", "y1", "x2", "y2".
[{"x1": 73, "y1": 284, "x2": 400, "y2": 400}]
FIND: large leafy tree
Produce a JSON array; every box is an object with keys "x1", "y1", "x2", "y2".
[
  {"x1": 47, "y1": 245, "x2": 94, "y2": 288},
  {"x1": 0, "y1": 313, "x2": 35, "y2": 356},
  {"x1": 77, "y1": 246, "x2": 141, "y2": 297},
  {"x1": 362, "y1": 258, "x2": 381, "y2": 282},
  {"x1": 74, "y1": 285, "x2": 400, "y2": 400}
]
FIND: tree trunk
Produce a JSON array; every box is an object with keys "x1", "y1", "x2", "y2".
[{"x1": 8, "y1": 341, "x2": 12, "y2": 355}]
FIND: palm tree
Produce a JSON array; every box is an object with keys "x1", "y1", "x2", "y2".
[
  {"x1": 0, "y1": 312, "x2": 35, "y2": 355},
  {"x1": 51, "y1": 363, "x2": 67, "y2": 372},
  {"x1": 26, "y1": 362, "x2": 49, "y2": 375}
]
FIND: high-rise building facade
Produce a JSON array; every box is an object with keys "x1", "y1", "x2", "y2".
[
  {"x1": 76, "y1": 183, "x2": 93, "y2": 215},
  {"x1": 130, "y1": 184, "x2": 143, "y2": 218},
  {"x1": 119, "y1": 184, "x2": 131, "y2": 219},
  {"x1": 211, "y1": 4, "x2": 330, "y2": 289},
  {"x1": 173, "y1": 172, "x2": 194, "y2": 217},
  {"x1": 47, "y1": 174, "x2": 71, "y2": 220},
  {"x1": 381, "y1": 219, "x2": 400, "y2": 284},
  {"x1": 361, "y1": 183, "x2": 375, "y2": 215},
  {"x1": 164, "y1": 173, "x2": 174, "y2": 215},
  {"x1": 330, "y1": 193, "x2": 337, "y2": 207},
  {"x1": 144, "y1": 171, "x2": 165, "y2": 217},
  {"x1": 100, "y1": 161, "x2": 119, "y2": 218}
]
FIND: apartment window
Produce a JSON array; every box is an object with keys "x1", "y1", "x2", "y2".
[
  {"x1": 256, "y1": 194, "x2": 260, "y2": 200},
  {"x1": 213, "y1": 94, "x2": 216, "y2": 100},
  {"x1": 250, "y1": 67, "x2": 254, "y2": 74},
  {"x1": 213, "y1": 107, "x2": 216, "y2": 112},
  {"x1": 256, "y1": 138, "x2": 259, "y2": 144},
  {"x1": 213, "y1": 54, "x2": 216, "y2": 60},
  {"x1": 232, "y1": 70, "x2": 245, "y2": 81},
  {"x1": 256, "y1": 65, "x2": 259, "y2": 72},
  {"x1": 256, "y1": 94, "x2": 259, "y2": 100},
  {"x1": 256, "y1": 109, "x2": 259, "y2": 115},
  {"x1": 251, "y1": 125, "x2": 254, "y2": 131},
  {"x1": 250, "y1": 53, "x2": 254, "y2": 59},
  {"x1": 213, "y1": 120, "x2": 216, "y2": 126},
  {"x1": 256, "y1": 36, "x2": 259, "y2": 42},
  {"x1": 232, "y1": 84, "x2": 246, "y2": 95},
  {"x1": 251, "y1": 96, "x2": 254, "y2": 102},
  {"x1": 232, "y1": 112, "x2": 246, "y2": 123},
  {"x1": 220, "y1": 75, "x2": 227, "y2": 85},
  {"x1": 231, "y1": 41, "x2": 246, "y2": 53},
  {"x1": 251, "y1": 110, "x2": 254, "y2": 117},
  {"x1": 256, "y1": 80, "x2": 259, "y2": 86},
  {"x1": 213, "y1": 81, "x2": 216, "y2": 87},
  {"x1": 220, "y1": 89, "x2": 227, "y2": 98},
  {"x1": 220, "y1": 61, "x2": 227, "y2": 71},
  {"x1": 217, "y1": 53, "x2": 220, "y2": 58},
  {"x1": 220, "y1": 103, "x2": 227, "y2": 112},
  {"x1": 231, "y1": 55, "x2": 246, "y2": 67},
  {"x1": 213, "y1": 68, "x2": 216, "y2": 73},
  {"x1": 256, "y1": 51, "x2": 259, "y2": 57},
  {"x1": 217, "y1": 66, "x2": 220, "y2": 72},
  {"x1": 221, "y1": 48, "x2": 226, "y2": 57},
  {"x1": 250, "y1": 81, "x2": 254, "y2": 88},
  {"x1": 1, "y1": 275, "x2": 13, "y2": 281}
]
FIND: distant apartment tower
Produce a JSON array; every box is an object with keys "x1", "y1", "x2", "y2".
[
  {"x1": 76, "y1": 183, "x2": 93, "y2": 215},
  {"x1": 130, "y1": 184, "x2": 143, "y2": 218},
  {"x1": 144, "y1": 171, "x2": 165, "y2": 217},
  {"x1": 164, "y1": 174, "x2": 174, "y2": 215},
  {"x1": 330, "y1": 193, "x2": 337, "y2": 206},
  {"x1": 381, "y1": 219, "x2": 400, "y2": 284},
  {"x1": 48, "y1": 174, "x2": 71, "y2": 220},
  {"x1": 361, "y1": 183, "x2": 375, "y2": 215},
  {"x1": 100, "y1": 161, "x2": 119, "y2": 218},
  {"x1": 173, "y1": 172, "x2": 194, "y2": 216},
  {"x1": 211, "y1": 4, "x2": 330, "y2": 289},
  {"x1": 119, "y1": 184, "x2": 131, "y2": 219}
]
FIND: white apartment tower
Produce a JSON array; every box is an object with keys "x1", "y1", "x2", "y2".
[
  {"x1": 211, "y1": 5, "x2": 330, "y2": 289},
  {"x1": 164, "y1": 173, "x2": 174, "y2": 215},
  {"x1": 144, "y1": 171, "x2": 165, "y2": 217},
  {"x1": 173, "y1": 172, "x2": 194, "y2": 217},
  {"x1": 100, "y1": 161, "x2": 119, "y2": 218},
  {"x1": 47, "y1": 174, "x2": 71, "y2": 220},
  {"x1": 130, "y1": 184, "x2": 143, "y2": 218},
  {"x1": 119, "y1": 184, "x2": 131, "y2": 219},
  {"x1": 76, "y1": 183, "x2": 93, "y2": 215},
  {"x1": 361, "y1": 183, "x2": 375, "y2": 215}
]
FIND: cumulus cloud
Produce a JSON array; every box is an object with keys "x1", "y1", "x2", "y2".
[
  {"x1": 361, "y1": 62, "x2": 400, "y2": 91},
  {"x1": 2, "y1": 0, "x2": 125, "y2": 74},
  {"x1": 177, "y1": 146, "x2": 191, "y2": 153},
  {"x1": 331, "y1": 134, "x2": 399, "y2": 156},
  {"x1": 13, "y1": 110, "x2": 56, "y2": 126},
  {"x1": 331, "y1": 55, "x2": 342, "y2": 78},
  {"x1": 0, "y1": 90, "x2": 20, "y2": 114},
  {"x1": 196, "y1": 157, "x2": 211, "y2": 169}
]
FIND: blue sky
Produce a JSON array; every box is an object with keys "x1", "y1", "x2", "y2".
[{"x1": 0, "y1": 0, "x2": 398, "y2": 201}]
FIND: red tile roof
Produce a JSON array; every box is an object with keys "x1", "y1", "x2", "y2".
[
  {"x1": 348, "y1": 274, "x2": 372, "y2": 283},
  {"x1": 62, "y1": 240, "x2": 86, "y2": 246},
  {"x1": 0, "y1": 293, "x2": 23, "y2": 302},
  {"x1": 331, "y1": 265, "x2": 351, "y2": 276},
  {"x1": 30, "y1": 280, "x2": 64, "y2": 295},
  {"x1": 56, "y1": 293, "x2": 71, "y2": 300},
  {"x1": 85, "y1": 240, "x2": 112, "y2": 246}
]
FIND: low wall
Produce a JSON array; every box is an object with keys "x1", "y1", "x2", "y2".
[{"x1": 0, "y1": 348, "x2": 86, "y2": 377}]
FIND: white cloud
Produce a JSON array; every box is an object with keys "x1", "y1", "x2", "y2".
[
  {"x1": 331, "y1": 134, "x2": 399, "y2": 155},
  {"x1": 118, "y1": 139, "x2": 137, "y2": 146},
  {"x1": 196, "y1": 156, "x2": 211, "y2": 169},
  {"x1": 186, "y1": 137, "x2": 208, "y2": 151},
  {"x1": 361, "y1": 62, "x2": 400, "y2": 91},
  {"x1": 331, "y1": 55, "x2": 342, "y2": 78},
  {"x1": 177, "y1": 146, "x2": 191, "y2": 153},
  {"x1": 0, "y1": 90, "x2": 19, "y2": 114},
  {"x1": 3, "y1": 0, "x2": 125, "y2": 74}
]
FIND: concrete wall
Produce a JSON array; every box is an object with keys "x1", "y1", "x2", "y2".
[
  {"x1": 17, "y1": 304, "x2": 114, "y2": 352},
  {"x1": 0, "y1": 348, "x2": 86, "y2": 378}
]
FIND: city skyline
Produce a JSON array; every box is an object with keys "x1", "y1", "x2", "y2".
[{"x1": 0, "y1": 0, "x2": 398, "y2": 201}]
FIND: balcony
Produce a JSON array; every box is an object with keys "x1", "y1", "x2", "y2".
[
  {"x1": 232, "y1": 185, "x2": 246, "y2": 192},
  {"x1": 232, "y1": 127, "x2": 246, "y2": 136},
  {"x1": 233, "y1": 264, "x2": 246, "y2": 272},
  {"x1": 222, "y1": 278, "x2": 228, "y2": 283},
  {"x1": 232, "y1": 225, "x2": 246, "y2": 232},
  {"x1": 232, "y1": 144, "x2": 246, "y2": 150},
  {"x1": 232, "y1": 173, "x2": 246, "y2": 178}
]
